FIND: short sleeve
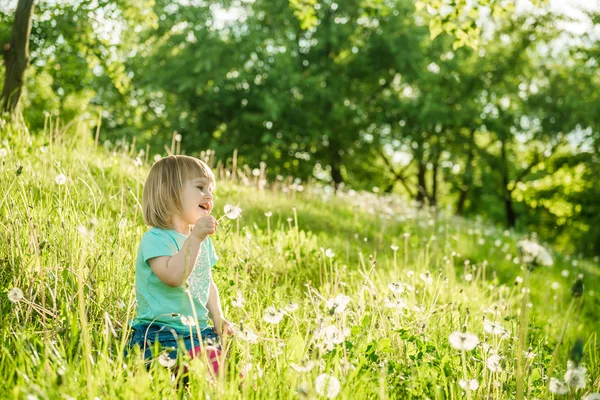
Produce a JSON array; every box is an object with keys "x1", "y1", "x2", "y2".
[
  {"x1": 140, "y1": 229, "x2": 179, "y2": 265},
  {"x1": 205, "y1": 237, "x2": 219, "y2": 268}
]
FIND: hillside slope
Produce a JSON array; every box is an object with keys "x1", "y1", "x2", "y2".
[{"x1": 0, "y1": 125, "x2": 598, "y2": 398}]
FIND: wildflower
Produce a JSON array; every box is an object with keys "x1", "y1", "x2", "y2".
[
  {"x1": 584, "y1": 394, "x2": 600, "y2": 400},
  {"x1": 483, "y1": 320, "x2": 510, "y2": 338},
  {"x1": 419, "y1": 272, "x2": 433, "y2": 285},
  {"x1": 390, "y1": 244, "x2": 399, "y2": 251},
  {"x1": 0, "y1": 148, "x2": 7, "y2": 157},
  {"x1": 458, "y1": 379, "x2": 479, "y2": 391},
  {"x1": 562, "y1": 269, "x2": 570, "y2": 277},
  {"x1": 564, "y1": 361, "x2": 587, "y2": 389},
  {"x1": 174, "y1": 133, "x2": 182, "y2": 142},
  {"x1": 265, "y1": 211, "x2": 272, "y2": 217},
  {"x1": 157, "y1": 352, "x2": 176, "y2": 368},
  {"x1": 517, "y1": 239, "x2": 553, "y2": 268},
  {"x1": 515, "y1": 276, "x2": 523, "y2": 284},
  {"x1": 407, "y1": 270, "x2": 415, "y2": 278},
  {"x1": 237, "y1": 329, "x2": 258, "y2": 343},
  {"x1": 324, "y1": 325, "x2": 346, "y2": 346},
  {"x1": 388, "y1": 282, "x2": 404, "y2": 294},
  {"x1": 448, "y1": 331, "x2": 479, "y2": 351},
  {"x1": 55, "y1": 174, "x2": 67, "y2": 185},
  {"x1": 232, "y1": 291, "x2": 244, "y2": 308},
  {"x1": 464, "y1": 273, "x2": 473, "y2": 282},
  {"x1": 384, "y1": 297, "x2": 408, "y2": 310},
  {"x1": 486, "y1": 354, "x2": 503, "y2": 372},
  {"x1": 325, "y1": 249, "x2": 335, "y2": 258},
  {"x1": 326, "y1": 294, "x2": 350, "y2": 314},
  {"x1": 180, "y1": 315, "x2": 196, "y2": 326},
  {"x1": 551, "y1": 282, "x2": 560, "y2": 290},
  {"x1": 153, "y1": 154, "x2": 161, "y2": 162},
  {"x1": 290, "y1": 360, "x2": 315, "y2": 373},
  {"x1": 224, "y1": 204, "x2": 242, "y2": 219},
  {"x1": 263, "y1": 306, "x2": 284, "y2": 324},
  {"x1": 284, "y1": 302, "x2": 299, "y2": 313},
  {"x1": 237, "y1": 328, "x2": 258, "y2": 343},
  {"x1": 549, "y1": 378, "x2": 568, "y2": 395},
  {"x1": 315, "y1": 374, "x2": 341, "y2": 398},
  {"x1": 7, "y1": 287, "x2": 24, "y2": 303}
]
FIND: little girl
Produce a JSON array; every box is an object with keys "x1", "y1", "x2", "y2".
[{"x1": 126, "y1": 155, "x2": 234, "y2": 375}]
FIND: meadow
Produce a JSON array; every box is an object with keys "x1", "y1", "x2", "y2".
[{"x1": 0, "y1": 124, "x2": 599, "y2": 399}]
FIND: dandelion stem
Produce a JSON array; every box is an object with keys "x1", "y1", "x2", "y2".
[
  {"x1": 461, "y1": 350, "x2": 473, "y2": 400},
  {"x1": 516, "y1": 268, "x2": 531, "y2": 400},
  {"x1": 543, "y1": 297, "x2": 577, "y2": 399}
]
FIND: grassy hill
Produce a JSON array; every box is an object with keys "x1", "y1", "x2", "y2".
[{"x1": 0, "y1": 123, "x2": 598, "y2": 399}]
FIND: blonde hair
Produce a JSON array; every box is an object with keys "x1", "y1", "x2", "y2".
[{"x1": 142, "y1": 155, "x2": 216, "y2": 229}]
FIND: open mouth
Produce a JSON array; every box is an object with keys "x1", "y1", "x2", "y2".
[{"x1": 199, "y1": 203, "x2": 210, "y2": 212}]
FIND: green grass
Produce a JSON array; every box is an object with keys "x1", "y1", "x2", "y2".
[{"x1": 0, "y1": 123, "x2": 599, "y2": 399}]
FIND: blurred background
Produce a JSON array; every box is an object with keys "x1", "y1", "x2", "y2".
[{"x1": 1, "y1": 0, "x2": 599, "y2": 256}]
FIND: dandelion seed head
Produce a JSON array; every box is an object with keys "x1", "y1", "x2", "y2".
[
  {"x1": 549, "y1": 378, "x2": 568, "y2": 395},
  {"x1": 388, "y1": 282, "x2": 404, "y2": 294},
  {"x1": 290, "y1": 360, "x2": 315, "y2": 373},
  {"x1": 265, "y1": 211, "x2": 272, "y2": 217},
  {"x1": 390, "y1": 244, "x2": 399, "y2": 251},
  {"x1": 158, "y1": 352, "x2": 176, "y2": 368},
  {"x1": 458, "y1": 379, "x2": 479, "y2": 391},
  {"x1": 562, "y1": 269, "x2": 570, "y2": 278},
  {"x1": 237, "y1": 328, "x2": 258, "y2": 343},
  {"x1": 55, "y1": 174, "x2": 67, "y2": 185},
  {"x1": 224, "y1": 204, "x2": 242, "y2": 219},
  {"x1": 315, "y1": 374, "x2": 340, "y2": 398},
  {"x1": 564, "y1": 363, "x2": 587, "y2": 389},
  {"x1": 486, "y1": 354, "x2": 503, "y2": 372},
  {"x1": 0, "y1": 148, "x2": 7, "y2": 157},
  {"x1": 7, "y1": 287, "x2": 24, "y2": 303},
  {"x1": 583, "y1": 394, "x2": 600, "y2": 400},
  {"x1": 325, "y1": 248, "x2": 335, "y2": 258},
  {"x1": 326, "y1": 294, "x2": 350, "y2": 314},
  {"x1": 448, "y1": 331, "x2": 479, "y2": 351},
  {"x1": 263, "y1": 306, "x2": 284, "y2": 324}
]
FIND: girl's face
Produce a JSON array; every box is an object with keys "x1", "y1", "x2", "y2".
[{"x1": 179, "y1": 176, "x2": 214, "y2": 225}]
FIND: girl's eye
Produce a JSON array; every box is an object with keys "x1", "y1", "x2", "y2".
[{"x1": 197, "y1": 187, "x2": 204, "y2": 191}]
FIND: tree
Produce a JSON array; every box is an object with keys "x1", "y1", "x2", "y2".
[{"x1": 1, "y1": 0, "x2": 35, "y2": 116}]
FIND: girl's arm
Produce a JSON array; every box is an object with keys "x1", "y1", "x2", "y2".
[
  {"x1": 207, "y1": 275, "x2": 225, "y2": 331},
  {"x1": 149, "y1": 235, "x2": 203, "y2": 287}
]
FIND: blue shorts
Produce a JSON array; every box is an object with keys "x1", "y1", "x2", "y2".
[{"x1": 125, "y1": 323, "x2": 221, "y2": 361}]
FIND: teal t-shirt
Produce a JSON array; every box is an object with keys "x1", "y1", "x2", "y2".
[{"x1": 132, "y1": 227, "x2": 219, "y2": 332}]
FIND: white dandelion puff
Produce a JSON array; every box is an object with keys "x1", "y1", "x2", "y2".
[
  {"x1": 284, "y1": 302, "x2": 299, "y2": 313},
  {"x1": 265, "y1": 211, "x2": 272, "y2": 217},
  {"x1": 384, "y1": 297, "x2": 408, "y2": 310},
  {"x1": 483, "y1": 320, "x2": 510, "y2": 339},
  {"x1": 419, "y1": 272, "x2": 433, "y2": 285},
  {"x1": 232, "y1": 291, "x2": 245, "y2": 308},
  {"x1": 486, "y1": 354, "x2": 503, "y2": 372},
  {"x1": 7, "y1": 287, "x2": 24, "y2": 303},
  {"x1": 388, "y1": 282, "x2": 405, "y2": 294},
  {"x1": 237, "y1": 328, "x2": 258, "y2": 343},
  {"x1": 223, "y1": 204, "x2": 242, "y2": 219},
  {"x1": 564, "y1": 362, "x2": 587, "y2": 389},
  {"x1": 449, "y1": 331, "x2": 479, "y2": 351},
  {"x1": 517, "y1": 239, "x2": 553, "y2": 267},
  {"x1": 55, "y1": 174, "x2": 67, "y2": 185},
  {"x1": 583, "y1": 393, "x2": 600, "y2": 400},
  {"x1": 157, "y1": 352, "x2": 176, "y2": 368},
  {"x1": 263, "y1": 306, "x2": 284, "y2": 324},
  {"x1": 458, "y1": 379, "x2": 479, "y2": 391},
  {"x1": 390, "y1": 244, "x2": 399, "y2": 251},
  {"x1": 0, "y1": 148, "x2": 7, "y2": 157},
  {"x1": 315, "y1": 374, "x2": 341, "y2": 398},
  {"x1": 325, "y1": 248, "x2": 335, "y2": 258},
  {"x1": 326, "y1": 294, "x2": 350, "y2": 314},
  {"x1": 290, "y1": 360, "x2": 315, "y2": 373},
  {"x1": 549, "y1": 378, "x2": 568, "y2": 395}
]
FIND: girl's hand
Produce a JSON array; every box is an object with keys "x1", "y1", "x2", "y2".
[
  {"x1": 191, "y1": 214, "x2": 218, "y2": 241},
  {"x1": 217, "y1": 319, "x2": 236, "y2": 338}
]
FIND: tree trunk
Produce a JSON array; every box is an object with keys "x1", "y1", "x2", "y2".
[
  {"x1": 456, "y1": 129, "x2": 476, "y2": 215},
  {"x1": 500, "y1": 139, "x2": 517, "y2": 227},
  {"x1": 1, "y1": 0, "x2": 35, "y2": 115},
  {"x1": 416, "y1": 161, "x2": 427, "y2": 205}
]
